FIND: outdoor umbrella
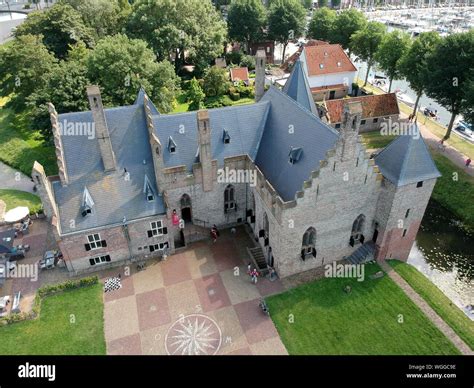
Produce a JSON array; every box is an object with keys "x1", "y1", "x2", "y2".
[{"x1": 4, "y1": 207, "x2": 29, "y2": 223}]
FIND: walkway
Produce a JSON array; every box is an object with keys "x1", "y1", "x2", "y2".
[
  {"x1": 380, "y1": 261, "x2": 473, "y2": 355},
  {"x1": 102, "y1": 227, "x2": 288, "y2": 355},
  {"x1": 0, "y1": 161, "x2": 35, "y2": 193}
]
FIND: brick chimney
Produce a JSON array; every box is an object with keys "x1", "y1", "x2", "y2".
[
  {"x1": 86, "y1": 85, "x2": 116, "y2": 172},
  {"x1": 255, "y1": 50, "x2": 266, "y2": 102},
  {"x1": 197, "y1": 110, "x2": 213, "y2": 192}
]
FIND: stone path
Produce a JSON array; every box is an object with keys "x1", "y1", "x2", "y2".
[
  {"x1": 380, "y1": 261, "x2": 473, "y2": 355},
  {"x1": 102, "y1": 228, "x2": 288, "y2": 355},
  {"x1": 0, "y1": 161, "x2": 36, "y2": 193}
]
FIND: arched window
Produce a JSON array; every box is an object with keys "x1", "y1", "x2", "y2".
[
  {"x1": 350, "y1": 214, "x2": 365, "y2": 246},
  {"x1": 224, "y1": 185, "x2": 236, "y2": 213},
  {"x1": 301, "y1": 227, "x2": 316, "y2": 260},
  {"x1": 180, "y1": 194, "x2": 191, "y2": 208},
  {"x1": 263, "y1": 212, "x2": 269, "y2": 237}
]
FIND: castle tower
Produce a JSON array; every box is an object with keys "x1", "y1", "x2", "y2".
[
  {"x1": 197, "y1": 110, "x2": 213, "y2": 192},
  {"x1": 255, "y1": 50, "x2": 266, "y2": 102},
  {"x1": 86, "y1": 85, "x2": 117, "y2": 172},
  {"x1": 374, "y1": 131, "x2": 441, "y2": 261},
  {"x1": 31, "y1": 161, "x2": 57, "y2": 219},
  {"x1": 336, "y1": 100, "x2": 362, "y2": 162}
]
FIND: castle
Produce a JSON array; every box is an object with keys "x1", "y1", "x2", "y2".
[{"x1": 32, "y1": 50, "x2": 441, "y2": 278}]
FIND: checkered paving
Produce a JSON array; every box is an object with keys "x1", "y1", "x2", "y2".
[{"x1": 103, "y1": 228, "x2": 288, "y2": 355}]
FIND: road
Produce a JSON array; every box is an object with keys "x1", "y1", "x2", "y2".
[{"x1": 0, "y1": 161, "x2": 35, "y2": 193}]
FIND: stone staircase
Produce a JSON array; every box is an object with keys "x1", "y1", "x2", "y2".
[
  {"x1": 247, "y1": 246, "x2": 269, "y2": 275},
  {"x1": 183, "y1": 223, "x2": 210, "y2": 244},
  {"x1": 346, "y1": 242, "x2": 375, "y2": 265}
]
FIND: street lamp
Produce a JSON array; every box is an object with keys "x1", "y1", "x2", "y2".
[{"x1": 6, "y1": 1, "x2": 12, "y2": 20}]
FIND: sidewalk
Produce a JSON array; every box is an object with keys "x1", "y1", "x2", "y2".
[
  {"x1": 380, "y1": 261, "x2": 473, "y2": 355},
  {"x1": 0, "y1": 161, "x2": 35, "y2": 193}
]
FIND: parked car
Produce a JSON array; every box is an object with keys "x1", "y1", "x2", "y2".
[
  {"x1": 39, "y1": 250, "x2": 63, "y2": 270},
  {"x1": 7, "y1": 248, "x2": 25, "y2": 260}
]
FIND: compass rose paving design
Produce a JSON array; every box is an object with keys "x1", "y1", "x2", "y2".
[{"x1": 103, "y1": 228, "x2": 288, "y2": 355}]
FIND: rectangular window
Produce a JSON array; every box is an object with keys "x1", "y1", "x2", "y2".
[
  {"x1": 405, "y1": 209, "x2": 410, "y2": 218},
  {"x1": 85, "y1": 233, "x2": 106, "y2": 251},
  {"x1": 147, "y1": 220, "x2": 167, "y2": 237},
  {"x1": 335, "y1": 123, "x2": 341, "y2": 129},
  {"x1": 89, "y1": 254, "x2": 111, "y2": 266},
  {"x1": 416, "y1": 181, "x2": 423, "y2": 188},
  {"x1": 402, "y1": 229, "x2": 407, "y2": 237},
  {"x1": 360, "y1": 120, "x2": 366, "y2": 125},
  {"x1": 373, "y1": 118, "x2": 378, "y2": 123},
  {"x1": 149, "y1": 242, "x2": 169, "y2": 252}
]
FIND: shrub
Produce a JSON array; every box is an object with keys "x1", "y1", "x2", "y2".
[
  {"x1": 203, "y1": 67, "x2": 230, "y2": 97},
  {"x1": 225, "y1": 50, "x2": 243, "y2": 65},
  {"x1": 230, "y1": 92, "x2": 240, "y2": 101},
  {"x1": 240, "y1": 54, "x2": 256, "y2": 70}
]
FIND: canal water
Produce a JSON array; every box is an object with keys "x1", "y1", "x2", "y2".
[{"x1": 408, "y1": 200, "x2": 473, "y2": 317}]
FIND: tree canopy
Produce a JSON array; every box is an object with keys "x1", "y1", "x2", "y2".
[
  {"x1": 307, "y1": 7, "x2": 336, "y2": 42},
  {"x1": 126, "y1": 0, "x2": 227, "y2": 73},
  {"x1": 331, "y1": 9, "x2": 367, "y2": 54},
  {"x1": 227, "y1": 0, "x2": 267, "y2": 49},
  {"x1": 203, "y1": 66, "x2": 230, "y2": 97},
  {"x1": 375, "y1": 30, "x2": 411, "y2": 92},
  {"x1": 14, "y1": 3, "x2": 95, "y2": 58},
  {"x1": 268, "y1": 0, "x2": 306, "y2": 62}
]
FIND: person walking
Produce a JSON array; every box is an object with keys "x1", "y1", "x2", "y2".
[
  {"x1": 466, "y1": 158, "x2": 472, "y2": 169},
  {"x1": 250, "y1": 268, "x2": 259, "y2": 284}
]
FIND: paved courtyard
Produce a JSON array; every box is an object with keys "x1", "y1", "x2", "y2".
[{"x1": 102, "y1": 228, "x2": 288, "y2": 355}]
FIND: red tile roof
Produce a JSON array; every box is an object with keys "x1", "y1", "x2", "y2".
[
  {"x1": 325, "y1": 93, "x2": 400, "y2": 123},
  {"x1": 281, "y1": 40, "x2": 329, "y2": 71},
  {"x1": 303, "y1": 44, "x2": 357, "y2": 76},
  {"x1": 230, "y1": 67, "x2": 249, "y2": 82}
]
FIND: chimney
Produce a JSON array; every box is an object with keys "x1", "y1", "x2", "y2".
[
  {"x1": 86, "y1": 85, "x2": 117, "y2": 172},
  {"x1": 48, "y1": 103, "x2": 68, "y2": 186},
  {"x1": 197, "y1": 110, "x2": 213, "y2": 192},
  {"x1": 255, "y1": 49, "x2": 266, "y2": 102}
]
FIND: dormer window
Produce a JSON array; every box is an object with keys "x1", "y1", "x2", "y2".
[
  {"x1": 81, "y1": 187, "x2": 94, "y2": 217},
  {"x1": 143, "y1": 175, "x2": 155, "y2": 202},
  {"x1": 223, "y1": 129, "x2": 231, "y2": 144},
  {"x1": 289, "y1": 147, "x2": 303, "y2": 164},
  {"x1": 168, "y1": 136, "x2": 176, "y2": 153}
]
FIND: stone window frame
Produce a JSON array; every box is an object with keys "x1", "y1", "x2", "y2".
[
  {"x1": 224, "y1": 184, "x2": 236, "y2": 213},
  {"x1": 89, "y1": 254, "x2": 111, "y2": 266},
  {"x1": 148, "y1": 220, "x2": 165, "y2": 237}
]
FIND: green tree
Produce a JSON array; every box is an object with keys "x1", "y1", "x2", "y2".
[
  {"x1": 268, "y1": 0, "x2": 306, "y2": 63},
  {"x1": 14, "y1": 3, "x2": 95, "y2": 58},
  {"x1": 318, "y1": 0, "x2": 328, "y2": 7},
  {"x1": 187, "y1": 77, "x2": 205, "y2": 111},
  {"x1": 26, "y1": 43, "x2": 91, "y2": 140},
  {"x1": 460, "y1": 79, "x2": 474, "y2": 128},
  {"x1": 307, "y1": 7, "x2": 336, "y2": 42},
  {"x1": 227, "y1": 0, "x2": 267, "y2": 50},
  {"x1": 126, "y1": 0, "x2": 227, "y2": 73},
  {"x1": 350, "y1": 21, "x2": 386, "y2": 86},
  {"x1": 375, "y1": 30, "x2": 411, "y2": 92},
  {"x1": 0, "y1": 34, "x2": 58, "y2": 111},
  {"x1": 399, "y1": 31, "x2": 441, "y2": 115},
  {"x1": 300, "y1": 0, "x2": 313, "y2": 9},
  {"x1": 203, "y1": 66, "x2": 230, "y2": 97},
  {"x1": 60, "y1": 0, "x2": 125, "y2": 39},
  {"x1": 87, "y1": 34, "x2": 180, "y2": 110},
  {"x1": 425, "y1": 31, "x2": 474, "y2": 139},
  {"x1": 332, "y1": 9, "x2": 367, "y2": 54}
]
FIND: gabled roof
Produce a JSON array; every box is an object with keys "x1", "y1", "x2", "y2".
[
  {"x1": 282, "y1": 60, "x2": 318, "y2": 115},
  {"x1": 325, "y1": 93, "x2": 400, "y2": 123},
  {"x1": 152, "y1": 102, "x2": 270, "y2": 171},
  {"x1": 230, "y1": 67, "x2": 249, "y2": 82},
  {"x1": 302, "y1": 44, "x2": 357, "y2": 76},
  {"x1": 375, "y1": 129, "x2": 441, "y2": 187},
  {"x1": 53, "y1": 99, "x2": 166, "y2": 235},
  {"x1": 255, "y1": 86, "x2": 339, "y2": 201}
]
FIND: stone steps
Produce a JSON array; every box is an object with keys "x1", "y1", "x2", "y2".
[
  {"x1": 248, "y1": 246, "x2": 268, "y2": 274},
  {"x1": 346, "y1": 242, "x2": 375, "y2": 265}
]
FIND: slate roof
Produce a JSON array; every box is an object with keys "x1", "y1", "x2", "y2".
[
  {"x1": 255, "y1": 87, "x2": 339, "y2": 201},
  {"x1": 325, "y1": 93, "x2": 400, "y2": 123},
  {"x1": 282, "y1": 60, "x2": 318, "y2": 115},
  {"x1": 302, "y1": 44, "x2": 357, "y2": 76},
  {"x1": 152, "y1": 102, "x2": 270, "y2": 172},
  {"x1": 53, "y1": 98, "x2": 165, "y2": 235},
  {"x1": 375, "y1": 128, "x2": 441, "y2": 187}
]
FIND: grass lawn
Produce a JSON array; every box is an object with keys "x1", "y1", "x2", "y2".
[
  {"x1": 267, "y1": 263, "x2": 460, "y2": 355},
  {"x1": 172, "y1": 93, "x2": 254, "y2": 114},
  {"x1": 388, "y1": 260, "x2": 473, "y2": 350},
  {"x1": 0, "y1": 99, "x2": 56, "y2": 176},
  {"x1": 360, "y1": 131, "x2": 396, "y2": 149},
  {"x1": 0, "y1": 283, "x2": 105, "y2": 355},
  {"x1": 431, "y1": 153, "x2": 474, "y2": 230},
  {"x1": 0, "y1": 189, "x2": 42, "y2": 213}
]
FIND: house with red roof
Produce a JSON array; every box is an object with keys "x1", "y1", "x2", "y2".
[
  {"x1": 230, "y1": 67, "x2": 250, "y2": 86},
  {"x1": 299, "y1": 44, "x2": 357, "y2": 101},
  {"x1": 319, "y1": 93, "x2": 400, "y2": 133}
]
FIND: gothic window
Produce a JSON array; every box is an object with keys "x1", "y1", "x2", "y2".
[
  {"x1": 180, "y1": 194, "x2": 191, "y2": 208},
  {"x1": 263, "y1": 212, "x2": 269, "y2": 238},
  {"x1": 350, "y1": 214, "x2": 365, "y2": 246},
  {"x1": 224, "y1": 185, "x2": 236, "y2": 212},
  {"x1": 301, "y1": 227, "x2": 316, "y2": 260}
]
